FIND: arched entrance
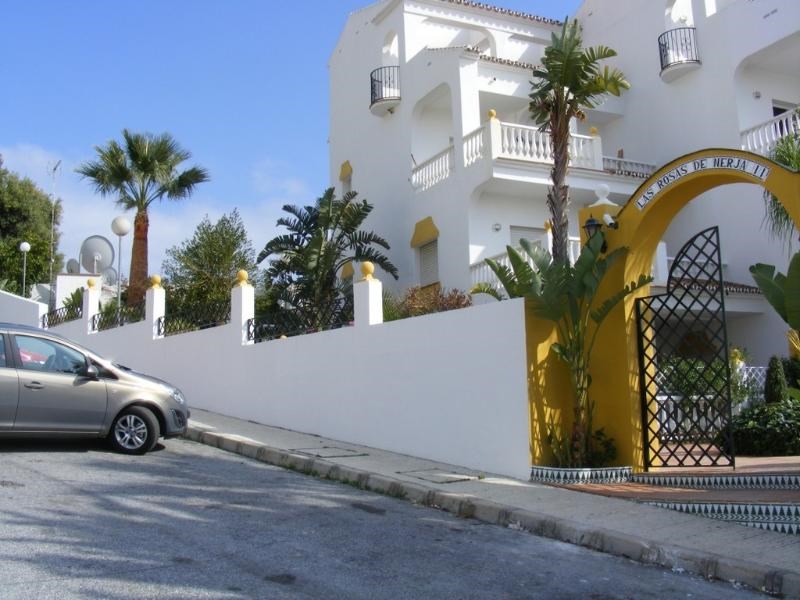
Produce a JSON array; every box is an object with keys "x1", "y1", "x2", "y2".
[{"x1": 578, "y1": 148, "x2": 800, "y2": 470}]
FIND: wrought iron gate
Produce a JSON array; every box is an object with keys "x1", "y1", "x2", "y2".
[{"x1": 635, "y1": 227, "x2": 735, "y2": 469}]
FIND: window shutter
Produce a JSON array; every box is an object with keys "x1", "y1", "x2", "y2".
[{"x1": 419, "y1": 241, "x2": 439, "y2": 287}]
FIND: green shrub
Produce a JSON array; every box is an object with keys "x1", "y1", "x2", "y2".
[
  {"x1": 782, "y1": 357, "x2": 800, "y2": 389},
  {"x1": 383, "y1": 287, "x2": 472, "y2": 321},
  {"x1": 722, "y1": 398, "x2": 800, "y2": 456},
  {"x1": 765, "y1": 355, "x2": 788, "y2": 404},
  {"x1": 662, "y1": 357, "x2": 727, "y2": 398}
]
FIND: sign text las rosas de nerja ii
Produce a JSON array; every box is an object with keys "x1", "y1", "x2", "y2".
[{"x1": 635, "y1": 155, "x2": 771, "y2": 210}]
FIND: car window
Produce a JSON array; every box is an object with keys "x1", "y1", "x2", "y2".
[
  {"x1": 16, "y1": 335, "x2": 86, "y2": 375},
  {"x1": 0, "y1": 334, "x2": 5, "y2": 367}
]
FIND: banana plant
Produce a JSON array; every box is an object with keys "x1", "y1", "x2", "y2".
[
  {"x1": 750, "y1": 252, "x2": 800, "y2": 357},
  {"x1": 472, "y1": 234, "x2": 652, "y2": 467},
  {"x1": 751, "y1": 252, "x2": 800, "y2": 395}
]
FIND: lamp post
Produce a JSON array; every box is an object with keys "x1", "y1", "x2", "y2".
[
  {"x1": 19, "y1": 241, "x2": 31, "y2": 297},
  {"x1": 111, "y1": 216, "x2": 131, "y2": 323}
]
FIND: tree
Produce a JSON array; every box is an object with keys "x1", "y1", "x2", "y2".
[
  {"x1": 763, "y1": 130, "x2": 799, "y2": 245},
  {"x1": 0, "y1": 157, "x2": 63, "y2": 296},
  {"x1": 529, "y1": 19, "x2": 629, "y2": 264},
  {"x1": 76, "y1": 130, "x2": 209, "y2": 305},
  {"x1": 473, "y1": 234, "x2": 651, "y2": 467},
  {"x1": 258, "y1": 188, "x2": 398, "y2": 330},
  {"x1": 162, "y1": 209, "x2": 259, "y2": 315}
]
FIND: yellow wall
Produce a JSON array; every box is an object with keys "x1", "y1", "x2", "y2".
[{"x1": 529, "y1": 148, "x2": 800, "y2": 469}]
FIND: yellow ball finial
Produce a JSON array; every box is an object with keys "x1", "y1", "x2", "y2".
[
  {"x1": 488, "y1": 109, "x2": 497, "y2": 120},
  {"x1": 360, "y1": 261, "x2": 375, "y2": 281},
  {"x1": 236, "y1": 269, "x2": 249, "y2": 286},
  {"x1": 150, "y1": 274, "x2": 162, "y2": 289},
  {"x1": 86, "y1": 278, "x2": 96, "y2": 289},
  {"x1": 589, "y1": 126, "x2": 599, "y2": 136}
]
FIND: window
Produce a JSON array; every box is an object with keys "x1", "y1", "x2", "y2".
[
  {"x1": 419, "y1": 240, "x2": 439, "y2": 287},
  {"x1": 16, "y1": 335, "x2": 86, "y2": 375},
  {"x1": 0, "y1": 334, "x2": 5, "y2": 368}
]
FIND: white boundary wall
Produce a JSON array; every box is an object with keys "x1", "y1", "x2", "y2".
[
  {"x1": 0, "y1": 290, "x2": 48, "y2": 327},
  {"x1": 45, "y1": 282, "x2": 531, "y2": 479}
]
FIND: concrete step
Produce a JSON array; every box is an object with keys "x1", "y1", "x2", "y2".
[
  {"x1": 631, "y1": 472, "x2": 800, "y2": 490},
  {"x1": 647, "y1": 501, "x2": 800, "y2": 535}
]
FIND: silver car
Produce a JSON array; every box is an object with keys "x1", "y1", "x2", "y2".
[{"x1": 0, "y1": 322, "x2": 189, "y2": 454}]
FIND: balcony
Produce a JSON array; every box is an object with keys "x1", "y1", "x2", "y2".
[
  {"x1": 471, "y1": 241, "x2": 670, "y2": 293},
  {"x1": 741, "y1": 110, "x2": 799, "y2": 156},
  {"x1": 369, "y1": 66, "x2": 400, "y2": 116},
  {"x1": 411, "y1": 120, "x2": 657, "y2": 192},
  {"x1": 658, "y1": 27, "x2": 701, "y2": 82},
  {"x1": 470, "y1": 238, "x2": 582, "y2": 291}
]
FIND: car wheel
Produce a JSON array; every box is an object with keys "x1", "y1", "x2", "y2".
[{"x1": 109, "y1": 406, "x2": 160, "y2": 455}]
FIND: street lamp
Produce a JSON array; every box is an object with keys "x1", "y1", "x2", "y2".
[
  {"x1": 19, "y1": 241, "x2": 31, "y2": 297},
  {"x1": 111, "y1": 216, "x2": 131, "y2": 322}
]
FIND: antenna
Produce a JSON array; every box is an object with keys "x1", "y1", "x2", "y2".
[
  {"x1": 66, "y1": 258, "x2": 80, "y2": 274},
  {"x1": 48, "y1": 160, "x2": 61, "y2": 311},
  {"x1": 79, "y1": 235, "x2": 115, "y2": 274}
]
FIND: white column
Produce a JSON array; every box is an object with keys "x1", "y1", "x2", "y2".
[
  {"x1": 146, "y1": 275, "x2": 166, "y2": 340},
  {"x1": 82, "y1": 279, "x2": 101, "y2": 336},
  {"x1": 590, "y1": 129, "x2": 604, "y2": 170},
  {"x1": 488, "y1": 110, "x2": 502, "y2": 159},
  {"x1": 231, "y1": 270, "x2": 255, "y2": 346},
  {"x1": 354, "y1": 262, "x2": 383, "y2": 327}
]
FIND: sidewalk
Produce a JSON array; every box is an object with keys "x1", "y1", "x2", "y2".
[{"x1": 185, "y1": 408, "x2": 800, "y2": 597}]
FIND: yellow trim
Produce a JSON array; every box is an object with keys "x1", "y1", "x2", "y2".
[
  {"x1": 528, "y1": 148, "x2": 800, "y2": 470},
  {"x1": 410, "y1": 216, "x2": 440, "y2": 248},
  {"x1": 339, "y1": 160, "x2": 353, "y2": 182}
]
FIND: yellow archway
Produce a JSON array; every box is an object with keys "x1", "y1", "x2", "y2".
[{"x1": 551, "y1": 148, "x2": 800, "y2": 469}]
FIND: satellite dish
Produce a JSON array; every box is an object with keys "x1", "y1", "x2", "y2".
[
  {"x1": 102, "y1": 267, "x2": 118, "y2": 286},
  {"x1": 79, "y1": 235, "x2": 115, "y2": 274},
  {"x1": 66, "y1": 258, "x2": 80, "y2": 274}
]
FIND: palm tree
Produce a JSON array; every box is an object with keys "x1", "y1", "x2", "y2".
[
  {"x1": 77, "y1": 130, "x2": 209, "y2": 304},
  {"x1": 763, "y1": 130, "x2": 800, "y2": 246},
  {"x1": 258, "y1": 187, "x2": 398, "y2": 331},
  {"x1": 529, "y1": 18, "x2": 629, "y2": 264}
]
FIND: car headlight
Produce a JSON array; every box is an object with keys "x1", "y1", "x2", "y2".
[{"x1": 170, "y1": 388, "x2": 186, "y2": 405}]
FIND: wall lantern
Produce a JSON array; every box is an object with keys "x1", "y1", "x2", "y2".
[{"x1": 583, "y1": 216, "x2": 607, "y2": 252}]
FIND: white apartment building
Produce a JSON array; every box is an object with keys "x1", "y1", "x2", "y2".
[{"x1": 328, "y1": 0, "x2": 799, "y2": 363}]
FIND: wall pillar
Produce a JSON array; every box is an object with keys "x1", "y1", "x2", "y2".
[
  {"x1": 82, "y1": 279, "x2": 101, "y2": 336},
  {"x1": 354, "y1": 262, "x2": 383, "y2": 327},
  {"x1": 231, "y1": 270, "x2": 255, "y2": 346},
  {"x1": 488, "y1": 110, "x2": 502, "y2": 159},
  {"x1": 146, "y1": 275, "x2": 166, "y2": 340}
]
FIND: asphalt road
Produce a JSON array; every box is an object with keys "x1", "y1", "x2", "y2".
[{"x1": 0, "y1": 438, "x2": 763, "y2": 599}]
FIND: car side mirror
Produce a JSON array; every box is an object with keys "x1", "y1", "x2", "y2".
[{"x1": 81, "y1": 364, "x2": 100, "y2": 380}]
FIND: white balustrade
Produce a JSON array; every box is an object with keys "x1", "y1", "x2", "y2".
[
  {"x1": 463, "y1": 126, "x2": 485, "y2": 167},
  {"x1": 497, "y1": 122, "x2": 602, "y2": 169},
  {"x1": 411, "y1": 146, "x2": 454, "y2": 191},
  {"x1": 470, "y1": 236, "x2": 583, "y2": 292},
  {"x1": 741, "y1": 111, "x2": 799, "y2": 156},
  {"x1": 602, "y1": 156, "x2": 657, "y2": 179}
]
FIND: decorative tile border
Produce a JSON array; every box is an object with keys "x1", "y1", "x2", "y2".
[
  {"x1": 631, "y1": 473, "x2": 800, "y2": 490},
  {"x1": 648, "y1": 501, "x2": 800, "y2": 535},
  {"x1": 530, "y1": 465, "x2": 632, "y2": 485}
]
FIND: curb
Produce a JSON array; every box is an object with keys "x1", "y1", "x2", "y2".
[{"x1": 185, "y1": 426, "x2": 800, "y2": 597}]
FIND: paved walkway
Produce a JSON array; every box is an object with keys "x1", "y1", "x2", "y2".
[{"x1": 186, "y1": 409, "x2": 800, "y2": 598}]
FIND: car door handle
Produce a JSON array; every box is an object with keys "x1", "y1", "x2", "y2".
[{"x1": 24, "y1": 382, "x2": 44, "y2": 390}]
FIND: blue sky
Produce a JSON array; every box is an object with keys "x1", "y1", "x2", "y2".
[{"x1": 0, "y1": 0, "x2": 581, "y2": 279}]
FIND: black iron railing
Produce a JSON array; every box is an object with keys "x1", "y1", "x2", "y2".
[
  {"x1": 159, "y1": 302, "x2": 231, "y2": 337},
  {"x1": 92, "y1": 301, "x2": 147, "y2": 332},
  {"x1": 658, "y1": 27, "x2": 699, "y2": 72},
  {"x1": 370, "y1": 66, "x2": 400, "y2": 106},
  {"x1": 42, "y1": 305, "x2": 83, "y2": 329},
  {"x1": 247, "y1": 296, "x2": 353, "y2": 344}
]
